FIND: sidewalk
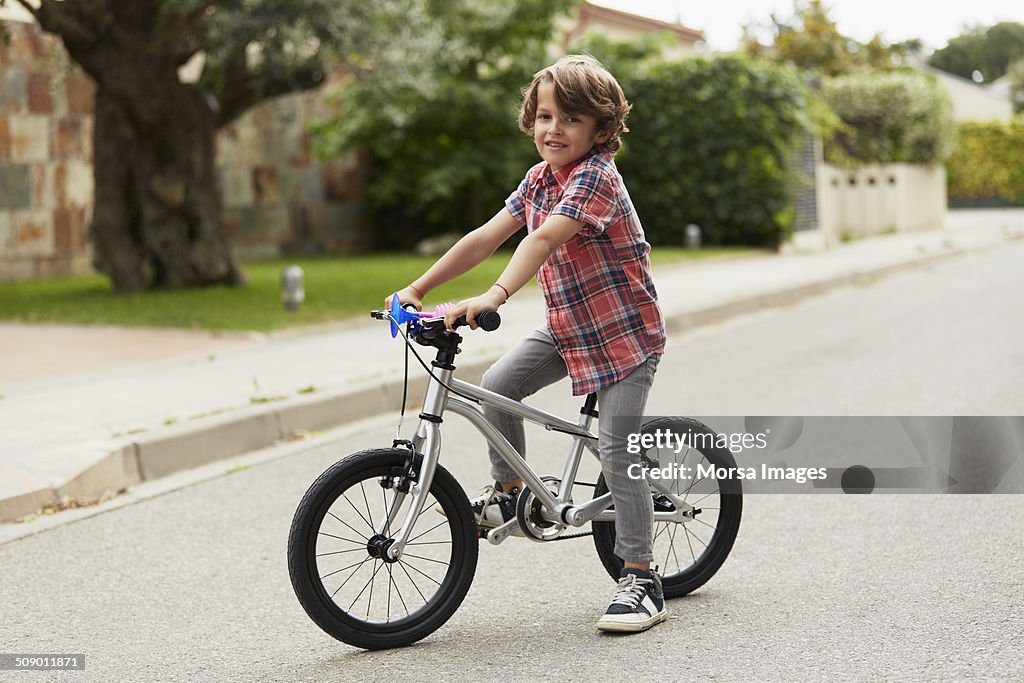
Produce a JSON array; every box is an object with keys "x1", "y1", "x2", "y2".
[{"x1": 2, "y1": 209, "x2": 1022, "y2": 523}]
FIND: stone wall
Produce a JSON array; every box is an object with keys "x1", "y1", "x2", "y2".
[
  {"x1": 0, "y1": 20, "x2": 366, "y2": 282},
  {"x1": 0, "y1": 21, "x2": 95, "y2": 280}
]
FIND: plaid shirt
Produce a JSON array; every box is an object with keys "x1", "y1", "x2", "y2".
[{"x1": 505, "y1": 150, "x2": 666, "y2": 396}]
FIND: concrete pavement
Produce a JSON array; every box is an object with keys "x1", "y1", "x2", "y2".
[{"x1": 1, "y1": 209, "x2": 1022, "y2": 523}]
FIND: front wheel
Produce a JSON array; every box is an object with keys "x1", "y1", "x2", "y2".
[
  {"x1": 287, "y1": 449, "x2": 478, "y2": 649},
  {"x1": 593, "y1": 418, "x2": 743, "y2": 598}
]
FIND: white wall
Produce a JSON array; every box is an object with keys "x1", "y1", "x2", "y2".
[{"x1": 816, "y1": 164, "x2": 947, "y2": 244}]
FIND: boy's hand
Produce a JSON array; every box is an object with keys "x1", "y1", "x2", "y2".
[
  {"x1": 445, "y1": 288, "x2": 505, "y2": 330},
  {"x1": 385, "y1": 287, "x2": 423, "y2": 312}
]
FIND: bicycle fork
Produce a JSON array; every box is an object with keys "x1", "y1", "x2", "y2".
[{"x1": 376, "y1": 363, "x2": 452, "y2": 562}]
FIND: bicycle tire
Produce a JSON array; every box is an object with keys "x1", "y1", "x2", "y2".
[
  {"x1": 288, "y1": 449, "x2": 478, "y2": 649},
  {"x1": 592, "y1": 417, "x2": 743, "y2": 598}
]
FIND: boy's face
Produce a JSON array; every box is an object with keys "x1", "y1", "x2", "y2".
[{"x1": 533, "y1": 81, "x2": 609, "y2": 172}]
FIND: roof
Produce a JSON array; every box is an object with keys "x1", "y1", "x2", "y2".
[{"x1": 567, "y1": 1, "x2": 705, "y2": 45}]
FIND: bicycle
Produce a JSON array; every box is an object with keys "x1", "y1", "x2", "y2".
[{"x1": 287, "y1": 302, "x2": 743, "y2": 650}]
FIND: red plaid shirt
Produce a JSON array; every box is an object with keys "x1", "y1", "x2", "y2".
[{"x1": 506, "y1": 150, "x2": 666, "y2": 395}]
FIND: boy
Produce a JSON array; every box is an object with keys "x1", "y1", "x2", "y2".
[{"x1": 387, "y1": 55, "x2": 666, "y2": 633}]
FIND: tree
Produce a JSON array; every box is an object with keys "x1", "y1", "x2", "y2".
[
  {"x1": 928, "y1": 22, "x2": 1024, "y2": 83},
  {"x1": 742, "y1": 0, "x2": 914, "y2": 76},
  {"x1": 1009, "y1": 58, "x2": 1024, "y2": 113},
  {"x1": 311, "y1": 0, "x2": 575, "y2": 249},
  {"x1": 0, "y1": 0, "x2": 404, "y2": 291},
  {"x1": 823, "y1": 71, "x2": 955, "y2": 166}
]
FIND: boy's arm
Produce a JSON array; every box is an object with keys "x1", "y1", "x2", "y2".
[
  {"x1": 388, "y1": 208, "x2": 523, "y2": 309},
  {"x1": 444, "y1": 214, "x2": 584, "y2": 329}
]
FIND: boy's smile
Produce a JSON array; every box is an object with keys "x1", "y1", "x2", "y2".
[{"x1": 533, "y1": 81, "x2": 609, "y2": 172}]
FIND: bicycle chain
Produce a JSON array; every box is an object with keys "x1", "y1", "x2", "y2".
[{"x1": 547, "y1": 530, "x2": 593, "y2": 541}]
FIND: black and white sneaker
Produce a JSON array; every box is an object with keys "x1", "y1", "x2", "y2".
[
  {"x1": 436, "y1": 482, "x2": 521, "y2": 532},
  {"x1": 596, "y1": 568, "x2": 667, "y2": 633}
]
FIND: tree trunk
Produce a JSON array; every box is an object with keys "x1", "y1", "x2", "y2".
[{"x1": 89, "y1": 80, "x2": 244, "y2": 291}]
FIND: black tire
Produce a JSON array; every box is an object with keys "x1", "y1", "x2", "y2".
[
  {"x1": 287, "y1": 449, "x2": 478, "y2": 649},
  {"x1": 593, "y1": 418, "x2": 743, "y2": 598}
]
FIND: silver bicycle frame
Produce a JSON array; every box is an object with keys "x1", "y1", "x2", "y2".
[{"x1": 384, "y1": 364, "x2": 694, "y2": 560}]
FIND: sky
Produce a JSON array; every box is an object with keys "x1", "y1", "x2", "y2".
[
  {"x1": 591, "y1": 0, "x2": 1024, "y2": 53},
  {"x1": 2, "y1": 1, "x2": 1020, "y2": 54}
]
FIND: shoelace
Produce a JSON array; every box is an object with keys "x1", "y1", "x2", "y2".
[
  {"x1": 473, "y1": 485, "x2": 509, "y2": 519},
  {"x1": 473, "y1": 485, "x2": 499, "y2": 511},
  {"x1": 609, "y1": 574, "x2": 652, "y2": 608}
]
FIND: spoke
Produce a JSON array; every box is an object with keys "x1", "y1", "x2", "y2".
[
  {"x1": 406, "y1": 540, "x2": 452, "y2": 546},
  {"x1": 387, "y1": 564, "x2": 409, "y2": 619},
  {"x1": 688, "y1": 488, "x2": 721, "y2": 506},
  {"x1": 359, "y1": 480, "x2": 375, "y2": 534},
  {"x1": 348, "y1": 560, "x2": 385, "y2": 612},
  {"x1": 320, "y1": 557, "x2": 367, "y2": 581},
  {"x1": 403, "y1": 557, "x2": 443, "y2": 587},
  {"x1": 408, "y1": 519, "x2": 448, "y2": 544},
  {"x1": 398, "y1": 559, "x2": 428, "y2": 604},
  {"x1": 678, "y1": 443, "x2": 693, "y2": 473},
  {"x1": 684, "y1": 525, "x2": 709, "y2": 550},
  {"x1": 410, "y1": 495, "x2": 439, "y2": 526},
  {"x1": 326, "y1": 510, "x2": 371, "y2": 542},
  {"x1": 317, "y1": 547, "x2": 369, "y2": 558},
  {"x1": 366, "y1": 558, "x2": 376, "y2": 618},
  {"x1": 682, "y1": 470, "x2": 703, "y2": 498},
  {"x1": 663, "y1": 525, "x2": 674, "y2": 571},
  {"x1": 402, "y1": 552, "x2": 450, "y2": 567},
  {"x1": 382, "y1": 482, "x2": 393, "y2": 537},
  {"x1": 653, "y1": 522, "x2": 670, "y2": 543},
  {"x1": 684, "y1": 523, "x2": 697, "y2": 563},
  {"x1": 668, "y1": 525, "x2": 683, "y2": 573},
  {"x1": 330, "y1": 556, "x2": 373, "y2": 598},
  {"x1": 384, "y1": 563, "x2": 393, "y2": 622},
  {"x1": 340, "y1": 492, "x2": 375, "y2": 535},
  {"x1": 694, "y1": 516, "x2": 718, "y2": 532},
  {"x1": 317, "y1": 530, "x2": 365, "y2": 545}
]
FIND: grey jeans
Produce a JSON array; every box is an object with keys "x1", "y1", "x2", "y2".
[{"x1": 481, "y1": 328, "x2": 660, "y2": 563}]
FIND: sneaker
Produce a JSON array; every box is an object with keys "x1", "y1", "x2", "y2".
[
  {"x1": 436, "y1": 482, "x2": 520, "y2": 531},
  {"x1": 596, "y1": 568, "x2": 667, "y2": 633}
]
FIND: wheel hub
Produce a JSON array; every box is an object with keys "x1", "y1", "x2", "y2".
[{"x1": 365, "y1": 534, "x2": 399, "y2": 563}]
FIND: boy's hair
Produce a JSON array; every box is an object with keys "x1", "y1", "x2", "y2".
[{"x1": 518, "y1": 54, "x2": 631, "y2": 155}]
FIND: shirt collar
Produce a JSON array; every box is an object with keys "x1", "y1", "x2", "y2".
[{"x1": 536, "y1": 148, "x2": 601, "y2": 190}]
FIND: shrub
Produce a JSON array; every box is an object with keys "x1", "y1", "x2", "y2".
[
  {"x1": 616, "y1": 56, "x2": 821, "y2": 248},
  {"x1": 946, "y1": 117, "x2": 1024, "y2": 205},
  {"x1": 822, "y1": 70, "x2": 956, "y2": 166}
]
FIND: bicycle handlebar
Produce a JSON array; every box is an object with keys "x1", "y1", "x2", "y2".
[
  {"x1": 369, "y1": 306, "x2": 501, "y2": 333},
  {"x1": 452, "y1": 309, "x2": 501, "y2": 332}
]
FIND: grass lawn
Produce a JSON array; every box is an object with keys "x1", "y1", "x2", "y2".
[{"x1": 0, "y1": 247, "x2": 763, "y2": 332}]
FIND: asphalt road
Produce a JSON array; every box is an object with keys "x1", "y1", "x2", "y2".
[{"x1": 2, "y1": 241, "x2": 1022, "y2": 681}]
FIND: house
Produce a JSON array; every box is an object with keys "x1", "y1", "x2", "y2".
[
  {"x1": 920, "y1": 65, "x2": 1013, "y2": 122},
  {"x1": 562, "y1": 2, "x2": 705, "y2": 60}
]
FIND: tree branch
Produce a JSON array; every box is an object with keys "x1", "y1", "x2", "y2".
[
  {"x1": 152, "y1": 3, "x2": 213, "y2": 59},
  {"x1": 214, "y1": 60, "x2": 325, "y2": 128},
  {"x1": 31, "y1": 0, "x2": 113, "y2": 48},
  {"x1": 13, "y1": 0, "x2": 39, "y2": 19}
]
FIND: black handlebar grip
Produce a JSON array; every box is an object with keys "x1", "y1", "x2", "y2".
[{"x1": 453, "y1": 309, "x2": 501, "y2": 332}]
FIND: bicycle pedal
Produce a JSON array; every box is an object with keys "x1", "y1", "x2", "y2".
[{"x1": 484, "y1": 518, "x2": 522, "y2": 546}]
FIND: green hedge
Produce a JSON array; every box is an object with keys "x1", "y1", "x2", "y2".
[
  {"x1": 616, "y1": 56, "x2": 817, "y2": 248},
  {"x1": 822, "y1": 70, "x2": 956, "y2": 166},
  {"x1": 946, "y1": 117, "x2": 1024, "y2": 204}
]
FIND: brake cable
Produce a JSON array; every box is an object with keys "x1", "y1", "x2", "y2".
[{"x1": 387, "y1": 312, "x2": 482, "y2": 443}]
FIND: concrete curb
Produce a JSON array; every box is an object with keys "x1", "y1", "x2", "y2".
[
  {"x1": 0, "y1": 232, "x2": 1016, "y2": 523},
  {"x1": 0, "y1": 361, "x2": 491, "y2": 523},
  {"x1": 663, "y1": 245, "x2": 968, "y2": 334}
]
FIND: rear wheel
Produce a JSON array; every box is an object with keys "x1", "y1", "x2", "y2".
[
  {"x1": 593, "y1": 418, "x2": 743, "y2": 598},
  {"x1": 288, "y1": 449, "x2": 478, "y2": 649}
]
